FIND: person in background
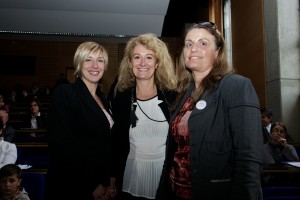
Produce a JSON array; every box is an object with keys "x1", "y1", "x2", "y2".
[
  {"x1": 0, "y1": 119, "x2": 17, "y2": 168},
  {"x1": 110, "y1": 33, "x2": 177, "y2": 200},
  {"x1": 30, "y1": 82, "x2": 40, "y2": 96},
  {"x1": 0, "y1": 95, "x2": 9, "y2": 113},
  {"x1": 0, "y1": 110, "x2": 16, "y2": 142},
  {"x1": 55, "y1": 73, "x2": 70, "y2": 86},
  {"x1": 0, "y1": 164, "x2": 30, "y2": 200},
  {"x1": 23, "y1": 98, "x2": 47, "y2": 130},
  {"x1": 7, "y1": 91, "x2": 17, "y2": 107},
  {"x1": 46, "y1": 41, "x2": 116, "y2": 200},
  {"x1": 11, "y1": 83, "x2": 24, "y2": 103},
  {"x1": 263, "y1": 122, "x2": 299, "y2": 165},
  {"x1": 42, "y1": 86, "x2": 52, "y2": 97},
  {"x1": 18, "y1": 90, "x2": 30, "y2": 104},
  {"x1": 156, "y1": 22, "x2": 263, "y2": 200},
  {"x1": 261, "y1": 108, "x2": 273, "y2": 143}
]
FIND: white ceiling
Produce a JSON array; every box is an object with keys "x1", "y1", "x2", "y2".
[{"x1": 0, "y1": 0, "x2": 170, "y2": 37}]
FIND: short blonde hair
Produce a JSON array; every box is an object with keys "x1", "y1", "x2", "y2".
[{"x1": 73, "y1": 41, "x2": 108, "y2": 77}]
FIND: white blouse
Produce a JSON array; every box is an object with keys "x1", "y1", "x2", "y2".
[
  {"x1": 30, "y1": 112, "x2": 41, "y2": 129},
  {"x1": 122, "y1": 96, "x2": 169, "y2": 199},
  {"x1": 0, "y1": 138, "x2": 17, "y2": 168}
]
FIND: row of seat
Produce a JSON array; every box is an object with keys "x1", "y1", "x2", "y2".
[
  {"x1": 263, "y1": 186, "x2": 300, "y2": 200},
  {"x1": 21, "y1": 172, "x2": 46, "y2": 200},
  {"x1": 9, "y1": 100, "x2": 300, "y2": 200}
]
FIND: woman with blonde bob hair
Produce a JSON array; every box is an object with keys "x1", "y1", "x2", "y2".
[
  {"x1": 74, "y1": 41, "x2": 109, "y2": 77},
  {"x1": 47, "y1": 41, "x2": 116, "y2": 200},
  {"x1": 111, "y1": 33, "x2": 177, "y2": 200}
]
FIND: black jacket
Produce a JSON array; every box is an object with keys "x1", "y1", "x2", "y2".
[
  {"x1": 156, "y1": 74, "x2": 263, "y2": 200},
  {"x1": 3, "y1": 124, "x2": 16, "y2": 142},
  {"x1": 23, "y1": 113, "x2": 47, "y2": 129},
  {"x1": 47, "y1": 78, "x2": 113, "y2": 199}
]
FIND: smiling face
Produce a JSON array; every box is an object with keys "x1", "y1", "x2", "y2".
[
  {"x1": 81, "y1": 51, "x2": 105, "y2": 85},
  {"x1": 131, "y1": 44, "x2": 158, "y2": 82},
  {"x1": 183, "y1": 28, "x2": 219, "y2": 76}
]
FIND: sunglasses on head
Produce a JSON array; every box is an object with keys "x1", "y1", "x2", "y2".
[{"x1": 195, "y1": 21, "x2": 218, "y2": 31}]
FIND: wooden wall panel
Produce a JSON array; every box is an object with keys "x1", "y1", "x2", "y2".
[
  {"x1": 101, "y1": 43, "x2": 119, "y2": 96},
  {"x1": 0, "y1": 39, "x2": 125, "y2": 97},
  {"x1": 231, "y1": 0, "x2": 266, "y2": 107},
  {"x1": 0, "y1": 37, "x2": 184, "y2": 96}
]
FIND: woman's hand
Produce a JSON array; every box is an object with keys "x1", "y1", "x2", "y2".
[
  {"x1": 93, "y1": 178, "x2": 118, "y2": 200},
  {"x1": 106, "y1": 177, "x2": 118, "y2": 199},
  {"x1": 93, "y1": 184, "x2": 107, "y2": 200},
  {"x1": 276, "y1": 137, "x2": 288, "y2": 148}
]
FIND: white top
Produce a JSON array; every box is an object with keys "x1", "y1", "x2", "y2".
[
  {"x1": 266, "y1": 123, "x2": 271, "y2": 133},
  {"x1": 102, "y1": 108, "x2": 114, "y2": 129},
  {"x1": 0, "y1": 137, "x2": 17, "y2": 168},
  {"x1": 122, "y1": 96, "x2": 169, "y2": 199}
]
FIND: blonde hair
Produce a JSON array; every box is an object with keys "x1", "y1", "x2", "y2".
[
  {"x1": 116, "y1": 33, "x2": 177, "y2": 92},
  {"x1": 73, "y1": 41, "x2": 108, "y2": 77}
]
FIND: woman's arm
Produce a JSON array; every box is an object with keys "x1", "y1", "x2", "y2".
[
  {"x1": 225, "y1": 76, "x2": 263, "y2": 199},
  {"x1": 282, "y1": 145, "x2": 300, "y2": 161}
]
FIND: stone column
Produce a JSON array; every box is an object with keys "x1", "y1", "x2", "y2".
[{"x1": 264, "y1": 0, "x2": 300, "y2": 141}]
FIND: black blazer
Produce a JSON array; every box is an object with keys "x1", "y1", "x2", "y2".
[
  {"x1": 3, "y1": 124, "x2": 16, "y2": 142},
  {"x1": 262, "y1": 127, "x2": 270, "y2": 144},
  {"x1": 47, "y1": 78, "x2": 113, "y2": 199},
  {"x1": 23, "y1": 113, "x2": 47, "y2": 129},
  {"x1": 157, "y1": 74, "x2": 263, "y2": 200},
  {"x1": 110, "y1": 87, "x2": 176, "y2": 190}
]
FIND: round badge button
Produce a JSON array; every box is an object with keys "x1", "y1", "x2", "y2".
[{"x1": 196, "y1": 100, "x2": 207, "y2": 110}]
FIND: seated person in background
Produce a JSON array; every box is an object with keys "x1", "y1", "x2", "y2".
[
  {"x1": 18, "y1": 90, "x2": 30, "y2": 104},
  {"x1": 53, "y1": 72, "x2": 69, "y2": 90},
  {"x1": 23, "y1": 99, "x2": 47, "y2": 130},
  {"x1": 30, "y1": 82, "x2": 40, "y2": 96},
  {"x1": 0, "y1": 120, "x2": 17, "y2": 168},
  {"x1": 0, "y1": 95, "x2": 9, "y2": 113},
  {"x1": 7, "y1": 91, "x2": 17, "y2": 107},
  {"x1": 263, "y1": 122, "x2": 299, "y2": 165},
  {"x1": 0, "y1": 110, "x2": 16, "y2": 142},
  {"x1": 261, "y1": 108, "x2": 273, "y2": 143},
  {"x1": 0, "y1": 164, "x2": 30, "y2": 200},
  {"x1": 43, "y1": 86, "x2": 52, "y2": 97}
]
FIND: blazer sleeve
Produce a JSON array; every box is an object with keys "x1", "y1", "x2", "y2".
[
  {"x1": 222, "y1": 75, "x2": 263, "y2": 199},
  {"x1": 4, "y1": 126, "x2": 16, "y2": 143},
  {"x1": 110, "y1": 90, "x2": 131, "y2": 190},
  {"x1": 47, "y1": 85, "x2": 81, "y2": 162}
]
